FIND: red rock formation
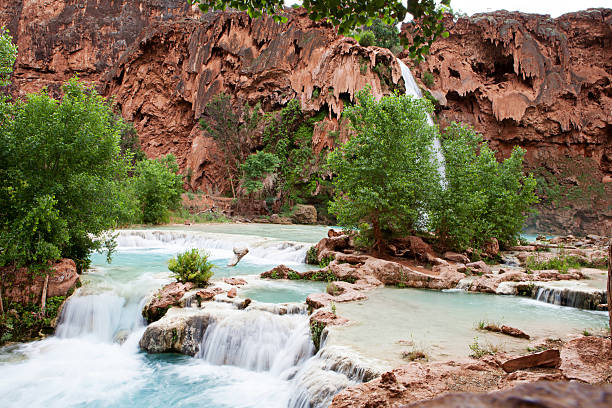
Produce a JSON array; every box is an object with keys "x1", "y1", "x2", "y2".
[
  {"x1": 402, "y1": 10, "x2": 612, "y2": 235},
  {"x1": 2, "y1": 2, "x2": 610, "y2": 233},
  {"x1": 1, "y1": 259, "x2": 79, "y2": 304}
]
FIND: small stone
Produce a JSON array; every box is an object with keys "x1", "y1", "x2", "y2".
[{"x1": 227, "y1": 287, "x2": 237, "y2": 298}]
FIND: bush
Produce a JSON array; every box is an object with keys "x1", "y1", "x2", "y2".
[
  {"x1": 358, "y1": 30, "x2": 376, "y2": 47},
  {"x1": 328, "y1": 86, "x2": 440, "y2": 251},
  {"x1": 432, "y1": 123, "x2": 538, "y2": 251},
  {"x1": 168, "y1": 249, "x2": 214, "y2": 287},
  {"x1": 132, "y1": 154, "x2": 183, "y2": 224},
  {"x1": 0, "y1": 78, "x2": 130, "y2": 268},
  {"x1": 240, "y1": 151, "x2": 280, "y2": 195},
  {"x1": 0, "y1": 26, "x2": 17, "y2": 87},
  {"x1": 422, "y1": 71, "x2": 435, "y2": 87}
]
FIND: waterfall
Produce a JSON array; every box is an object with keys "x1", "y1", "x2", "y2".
[
  {"x1": 115, "y1": 229, "x2": 310, "y2": 264},
  {"x1": 397, "y1": 58, "x2": 446, "y2": 180},
  {"x1": 197, "y1": 309, "x2": 313, "y2": 374},
  {"x1": 533, "y1": 286, "x2": 606, "y2": 310}
]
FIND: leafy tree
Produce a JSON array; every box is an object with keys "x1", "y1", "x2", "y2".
[
  {"x1": 327, "y1": 86, "x2": 440, "y2": 252},
  {"x1": 240, "y1": 151, "x2": 280, "y2": 195},
  {"x1": 352, "y1": 19, "x2": 401, "y2": 52},
  {"x1": 132, "y1": 154, "x2": 184, "y2": 224},
  {"x1": 0, "y1": 26, "x2": 17, "y2": 87},
  {"x1": 199, "y1": 93, "x2": 262, "y2": 197},
  {"x1": 432, "y1": 123, "x2": 538, "y2": 251},
  {"x1": 168, "y1": 249, "x2": 214, "y2": 287},
  {"x1": 191, "y1": 0, "x2": 451, "y2": 60},
  {"x1": 0, "y1": 78, "x2": 129, "y2": 269}
]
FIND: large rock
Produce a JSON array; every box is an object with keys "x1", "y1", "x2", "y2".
[
  {"x1": 560, "y1": 336, "x2": 612, "y2": 383},
  {"x1": 142, "y1": 282, "x2": 195, "y2": 324},
  {"x1": 291, "y1": 204, "x2": 318, "y2": 224},
  {"x1": 227, "y1": 246, "x2": 248, "y2": 267},
  {"x1": 501, "y1": 349, "x2": 559, "y2": 373},
  {"x1": 1, "y1": 259, "x2": 79, "y2": 304},
  {"x1": 402, "y1": 381, "x2": 612, "y2": 408},
  {"x1": 139, "y1": 307, "x2": 213, "y2": 355}
]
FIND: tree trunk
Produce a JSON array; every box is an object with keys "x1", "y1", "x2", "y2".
[
  {"x1": 608, "y1": 240, "x2": 611, "y2": 351},
  {"x1": 371, "y1": 216, "x2": 384, "y2": 256},
  {"x1": 0, "y1": 287, "x2": 4, "y2": 317},
  {"x1": 40, "y1": 274, "x2": 49, "y2": 317}
]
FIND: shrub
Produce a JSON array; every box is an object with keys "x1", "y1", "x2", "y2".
[
  {"x1": 525, "y1": 254, "x2": 584, "y2": 274},
  {"x1": 240, "y1": 151, "x2": 280, "y2": 195},
  {"x1": 132, "y1": 154, "x2": 184, "y2": 224},
  {"x1": 328, "y1": 86, "x2": 440, "y2": 252},
  {"x1": 358, "y1": 30, "x2": 376, "y2": 47},
  {"x1": 0, "y1": 26, "x2": 17, "y2": 87},
  {"x1": 306, "y1": 246, "x2": 319, "y2": 265},
  {"x1": 422, "y1": 71, "x2": 435, "y2": 87},
  {"x1": 168, "y1": 249, "x2": 214, "y2": 287}
]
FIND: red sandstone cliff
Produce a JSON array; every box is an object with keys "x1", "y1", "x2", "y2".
[
  {"x1": 402, "y1": 10, "x2": 612, "y2": 235},
  {"x1": 1, "y1": 2, "x2": 610, "y2": 234}
]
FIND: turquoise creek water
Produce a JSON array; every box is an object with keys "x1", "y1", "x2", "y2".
[{"x1": 0, "y1": 224, "x2": 607, "y2": 407}]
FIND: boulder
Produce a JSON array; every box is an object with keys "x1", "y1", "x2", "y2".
[
  {"x1": 501, "y1": 349, "x2": 559, "y2": 373},
  {"x1": 142, "y1": 281, "x2": 195, "y2": 324},
  {"x1": 227, "y1": 287, "x2": 237, "y2": 298},
  {"x1": 291, "y1": 204, "x2": 318, "y2": 224},
  {"x1": 310, "y1": 310, "x2": 349, "y2": 327},
  {"x1": 443, "y1": 251, "x2": 470, "y2": 264},
  {"x1": 223, "y1": 277, "x2": 247, "y2": 286},
  {"x1": 466, "y1": 261, "x2": 492, "y2": 274},
  {"x1": 482, "y1": 238, "x2": 500, "y2": 258},
  {"x1": 227, "y1": 246, "x2": 248, "y2": 267},
  {"x1": 260, "y1": 264, "x2": 299, "y2": 279},
  {"x1": 500, "y1": 325, "x2": 530, "y2": 339},
  {"x1": 139, "y1": 307, "x2": 213, "y2": 355}
]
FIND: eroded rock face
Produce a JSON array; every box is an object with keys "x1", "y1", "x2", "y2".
[
  {"x1": 403, "y1": 10, "x2": 612, "y2": 235},
  {"x1": 1, "y1": 259, "x2": 79, "y2": 304}
]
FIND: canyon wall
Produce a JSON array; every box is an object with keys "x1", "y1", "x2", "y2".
[
  {"x1": 403, "y1": 10, "x2": 612, "y2": 235},
  {"x1": 1, "y1": 1, "x2": 610, "y2": 234}
]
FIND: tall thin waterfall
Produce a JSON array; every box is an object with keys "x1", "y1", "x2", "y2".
[{"x1": 397, "y1": 58, "x2": 446, "y2": 180}]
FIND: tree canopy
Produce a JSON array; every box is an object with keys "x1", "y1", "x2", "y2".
[
  {"x1": 327, "y1": 86, "x2": 440, "y2": 252},
  {"x1": 191, "y1": 0, "x2": 451, "y2": 60}
]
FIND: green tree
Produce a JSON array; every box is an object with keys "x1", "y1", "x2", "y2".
[
  {"x1": 433, "y1": 123, "x2": 538, "y2": 251},
  {"x1": 0, "y1": 78, "x2": 129, "y2": 268},
  {"x1": 240, "y1": 151, "x2": 280, "y2": 195},
  {"x1": 327, "y1": 86, "x2": 440, "y2": 252},
  {"x1": 132, "y1": 154, "x2": 184, "y2": 224},
  {"x1": 191, "y1": 0, "x2": 451, "y2": 60},
  {"x1": 352, "y1": 19, "x2": 401, "y2": 52},
  {"x1": 0, "y1": 26, "x2": 17, "y2": 87}
]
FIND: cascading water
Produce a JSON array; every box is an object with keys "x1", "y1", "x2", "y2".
[
  {"x1": 0, "y1": 224, "x2": 362, "y2": 408},
  {"x1": 397, "y1": 58, "x2": 446, "y2": 180}
]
